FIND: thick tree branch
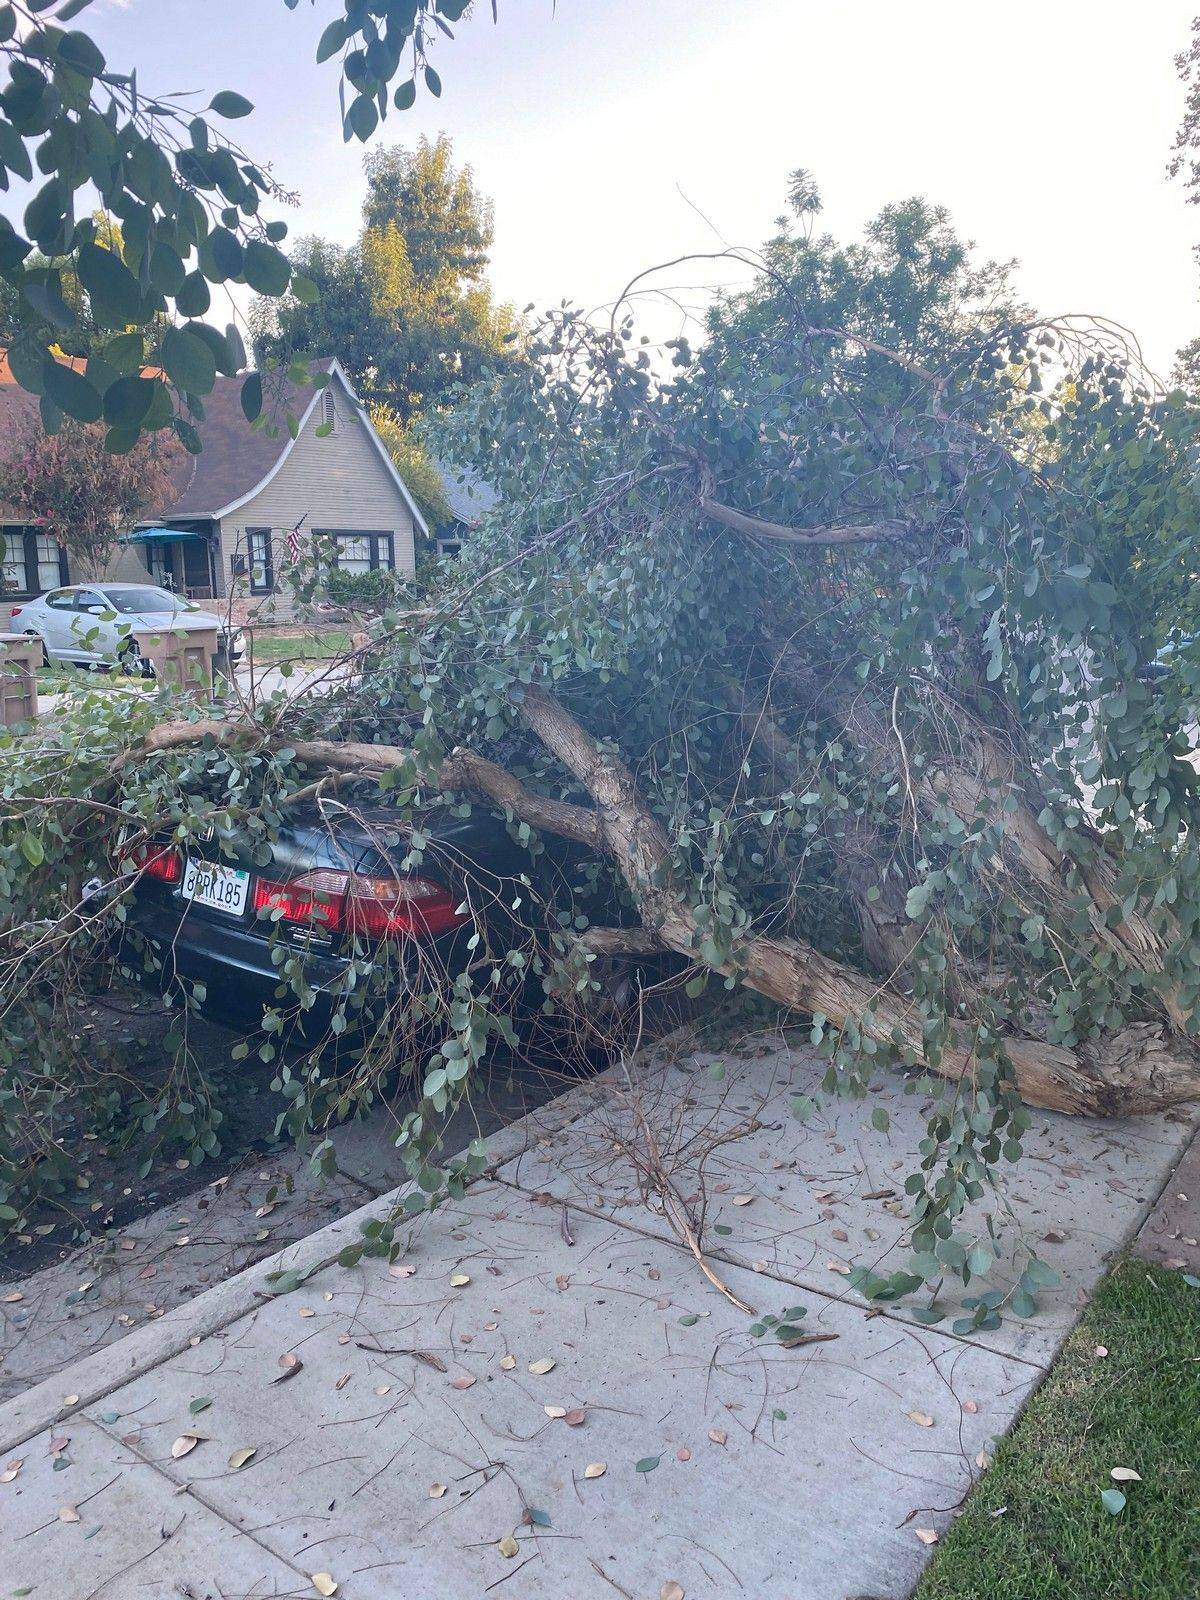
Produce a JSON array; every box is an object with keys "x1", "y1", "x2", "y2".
[
  {"x1": 133, "y1": 721, "x2": 604, "y2": 849},
  {"x1": 517, "y1": 683, "x2": 1200, "y2": 1116},
  {"x1": 700, "y1": 495, "x2": 908, "y2": 547}
]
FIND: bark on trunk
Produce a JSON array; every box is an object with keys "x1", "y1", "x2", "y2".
[{"x1": 773, "y1": 652, "x2": 1188, "y2": 1031}]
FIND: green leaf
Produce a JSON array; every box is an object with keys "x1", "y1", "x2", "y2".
[
  {"x1": 19, "y1": 832, "x2": 44, "y2": 867},
  {"x1": 77, "y1": 241, "x2": 141, "y2": 326},
  {"x1": 425, "y1": 65, "x2": 442, "y2": 97},
  {"x1": 393, "y1": 79, "x2": 417, "y2": 110},
  {"x1": 41, "y1": 358, "x2": 101, "y2": 423},
  {"x1": 871, "y1": 1105, "x2": 890, "y2": 1135},
  {"x1": 240, "y1": 371, "x2": 263, "y2": 422},
  {"x1": 176, "y1": 271, "x2": 211, "y2": 318},
  {"x1": 291, "y1": 274, "x2": 319, "y2": 306},
  {"x1": 206, "y1": 228, "x2": 243, "y2": 282},
  {"x1": 525, "y1": 1507, "x2": 551, "y2": 1528},
  {"x1": 24, "y1": 179, "x2": 68, "y2": 252},
  {"x1": 161, "y1": 325, "x2": 217, "y2": 396},
  {"x1": 22, "y1": 280, "x2": 74, "y2": 330},
  {"x1": 316, "y1": 16, "x2": 349, "y2": 62},
  {"x1": 188, "y1": 1397, "x2": 212, "y2": 1415},
  {"x1": 243, "y1": 240, "x2": 290, "y2": 296},
  {"x1": 186, "y1": 320, "x2": 238, "y2": 377},
  {"x1": 1011, "y1": 1287, "x2": 1036, "y2": 1318},
  {"x1": 102, "y1": 374, "x2": 155, "y2": 429},
  {"x1": 1100, "y1": 1487, "x2": 1126, "y2": 1515},
  {"x1": 209, "y1": 90, "x2": 254, "y2": 119},
  {"x1": 635, "y1": 1455, "x2": 661, "y2": 1474},
  {"x1": 57, "y1": 29, "x2": 106, "y2": 76},
  {"x1": 345, "y1": 93, "x2": 378, "y2": 142}
]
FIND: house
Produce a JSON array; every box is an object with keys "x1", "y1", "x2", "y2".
[
  {"x1": 0, "y1": 357, "x2": 429, "y2": 626},
  {"x1": 428, "y1": 454, "x2": 498, "y2": 558}
]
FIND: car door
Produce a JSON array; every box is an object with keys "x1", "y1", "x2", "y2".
[
  {"x1": 39, "y1": 589, "x2": 82, "y2": 658},
  {"x1": 68, "y1": 589, "x2": 113, "y2": 662}
]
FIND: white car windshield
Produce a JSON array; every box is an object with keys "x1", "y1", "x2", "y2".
[{"x1": 99, "y1": 587, "x2": 200, "y2": 614}]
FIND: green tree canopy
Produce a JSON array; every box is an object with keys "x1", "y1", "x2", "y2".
[{"x1": 251, "y1": 134, "x2": 518, "y2": 419}]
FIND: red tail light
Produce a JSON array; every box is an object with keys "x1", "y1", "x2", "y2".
[
  {"x1": 129, "y1": 841, "x2": 182, "y2": 884},
  {"x1": 8, "y1": 605, "x2": 22, "y2": 619},
  {"x1": 252, "y1": 870, "x2": 469, "y2": 942}
]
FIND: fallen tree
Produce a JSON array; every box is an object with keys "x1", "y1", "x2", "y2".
[{"x1": 6, "y1": 190, "x2": 1200, "y2": 1308}]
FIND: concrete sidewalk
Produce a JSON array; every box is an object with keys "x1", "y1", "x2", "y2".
[{"x1": 0, "y1": 1038, "x2": 1194, "y2": 1600}]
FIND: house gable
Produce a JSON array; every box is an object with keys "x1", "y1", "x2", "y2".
[{"x1": 216, "y1": 366, "x2": 420, "y2": 598}]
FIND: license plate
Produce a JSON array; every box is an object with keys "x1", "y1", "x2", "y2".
[{"x1": 182, "y1": 858, "x2": 250, "y2": 916}]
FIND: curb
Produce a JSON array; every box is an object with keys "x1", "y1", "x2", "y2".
[{"x1": 0, "y1": 1066, "x2": 616, "y2": 1455}]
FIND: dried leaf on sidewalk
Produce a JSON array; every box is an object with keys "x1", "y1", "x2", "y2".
[
  {"x1": 429, "y1": 1482, "x2": 447, "y2": 1498},
  {"x1": 311, "y1": 1575, "x2": 338, "y2": 1597},
  {"x1": 528, "y1": 1357, "x2": 556, "y2": 1375},
  {"x1": 171, "y1": 1433, "x2": 202, "y2": 1459},
  {"x1": 584, "y1": 1461, "x2": 607, "y2": 1479},
  {"x1": 914, "y1": 1528, "x2": 939, "y2": 1545},
  {"x1": 906, "y1": 1410, "x2": 935, "y2": 1428},
  {"x1": 661, "y1": 1583, "x2": 685, "y2": 1600},
  {"x1": 708, "y1": 1428, "x2": 727, "y2": 1445},
  {"x1": 449, "y1": 1273, "x2": 470, "y2": 1287},
  {"x1": 499, "y1": 1355, "x2": 516, "y2": 1370},
  {"x1": 228, "y1": 1447, "x2": 257, "y2": 1470},
  {"x1": 57, "y1": 1505, "x2": 80, "y2": 1523},
  {"x1": 498, "y1": 1533, "x2": 519, "y2": 1558},
  {"x1": 449, "y1": 1374, "x2": 477, "y2": 1390},
  {"x1": 272, "y1": 1353, "x2": 303, "y2": 1383}
]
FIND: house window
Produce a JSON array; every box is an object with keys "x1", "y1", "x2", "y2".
[
  {"x1": 327, "y1": 530, "x2": 394, "y2": 575},
  {"x1": 247, "y1": 528, "x2": 274, "y2": 594},
  {"x1": 35, "y1": 533, "x2": 62, "y2": 591},
  {"x1": 0, "y1": 527, "x2": 67, "y2": 597},
  {"x1": 1, "y1": 529, "x2": 27, "y2": 594}
]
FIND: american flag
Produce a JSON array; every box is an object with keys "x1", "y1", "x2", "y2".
[{"x1": 285, "y1": 517, "x2": 306, "y2": 564}]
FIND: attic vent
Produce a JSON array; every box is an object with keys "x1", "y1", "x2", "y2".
[{"x1": 321, "y1": 389, "x2": 338, "y2": 433}]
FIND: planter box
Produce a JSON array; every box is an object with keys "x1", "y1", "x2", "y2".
[
  {"x1": 0, "y1": 633, "x2": 39, "y2": 725},
  {"x1": 133, "y1": 626, "x2": 217, "y2": 701}
]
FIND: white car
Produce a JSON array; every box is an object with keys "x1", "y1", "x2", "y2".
[{"x1": 9, "y1": 584, "x2": 241, "y2": 673}]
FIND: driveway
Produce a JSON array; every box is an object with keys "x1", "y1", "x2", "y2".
[{"x1": 1, "y1": 1035, "x2": 1194, "y2": 1599}]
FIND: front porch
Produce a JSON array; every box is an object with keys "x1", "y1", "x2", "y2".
[{"x1": 121, "y1": 523, "x2": 221, "y2": 601}]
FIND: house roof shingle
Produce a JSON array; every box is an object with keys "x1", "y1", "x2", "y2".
[{"x1": 0, "y1": 354, "x2": 335, "y2": 523}]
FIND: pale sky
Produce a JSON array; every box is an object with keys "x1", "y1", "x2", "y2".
[{"x1": 73, "y1": 0, "x2": 1200, "y2": 375}]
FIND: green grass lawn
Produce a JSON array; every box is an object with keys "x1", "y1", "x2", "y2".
[
  {"x1": 244, "y1": 629, "x2": 351, "y2": 664},
  {"x1": 916, "y1": 1258, "x2": 1200, "y2": 1600}
]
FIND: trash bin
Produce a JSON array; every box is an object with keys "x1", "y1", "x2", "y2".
[{"x1": 0, "y1": 633, "x2": 39, "y2": 725}]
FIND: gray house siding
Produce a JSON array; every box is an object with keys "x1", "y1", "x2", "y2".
[{"x1": 218, "y1": 377, "x2": 417, "y2": 615}]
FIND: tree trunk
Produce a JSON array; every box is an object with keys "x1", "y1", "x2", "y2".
[
  {"x1": 772, "y1": 651, "x2": 1189, "y2": 1031},
  {"x1": 518, "y1": 685, "x2": 1200, "y2": 1116}
]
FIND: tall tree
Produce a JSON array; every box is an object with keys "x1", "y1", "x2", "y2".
[
  {"x1": 251, "y1": 135, "x2": 518, "y2": 419},
  {"x1": 0, "y1": 414, "x2": 179, "y2": 580}
]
